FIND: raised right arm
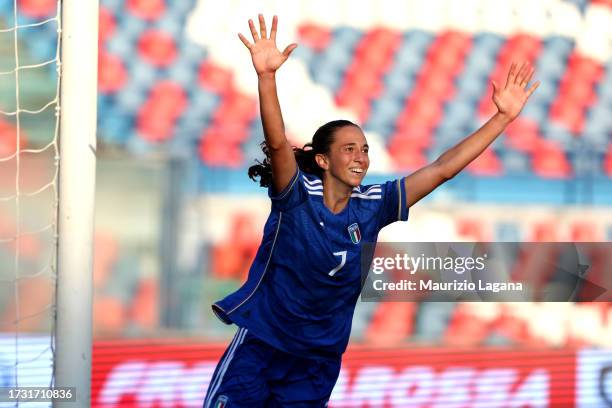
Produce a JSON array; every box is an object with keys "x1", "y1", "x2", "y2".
[{"x1": 239, "y1": 15, "x2": 297, "y2": 194}]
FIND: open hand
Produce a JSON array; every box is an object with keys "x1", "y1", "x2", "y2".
[
  {"x1": 492, "y1": 62, "x2": 540, "y2": 121},
  {"x1": 238, "y1": 15, "x2": 297, "y2": 77}
]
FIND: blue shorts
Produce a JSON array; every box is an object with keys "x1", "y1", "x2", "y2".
[{"x1": 203, "y1": 328, "x2": 342, "y2": 407}]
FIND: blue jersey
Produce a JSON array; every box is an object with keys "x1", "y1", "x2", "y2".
[{"x1": 212, "y1": 169, "x2": 409, "y2": 360}]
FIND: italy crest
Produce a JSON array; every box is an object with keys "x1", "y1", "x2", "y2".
[{"x1": 348, "y1": 223, "x2": 361, "y2": 244}]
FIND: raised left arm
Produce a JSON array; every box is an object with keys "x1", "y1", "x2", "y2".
[{"x1": 403, "y1": 61, "x2": 539, "y2": 208}]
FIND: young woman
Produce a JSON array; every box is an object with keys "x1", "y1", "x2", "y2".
[{"x1": 203, "y1": 15, "x2": 538, "y2": 407}]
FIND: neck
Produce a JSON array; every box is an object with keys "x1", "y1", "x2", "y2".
[{"x1": 322, "y1": 173, "x2": 353, "y2": 214}]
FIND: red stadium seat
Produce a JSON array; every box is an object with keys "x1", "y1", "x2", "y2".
[
  {"x1": 212, "y1": 92, "x2": 257, "y2": 126},
  {"x1": 456, "y1": 218, "x2": 488, "y2": 241},
  {"x1": 94, "y1": 297, "x2": 127, "y2": 335},
  {"x1": 98, "y1": 7, "x2": 116, "y2": 46},
  {"x1": 389, "y1": 127, "x2": 432, "y2": 150},
  {"x1": 136, "y1": 110, "x2": 175, "y2": 142},
  {"x1": 0, "y1": 119, "x2": 27, "y2": 157},
  {"x1": 549, "y1": 100, "x2": 585, "y2": 134},
  {"x1": 148, "y1": 81, "x2": 188, "y2": 118},
  {"x1": 504, "y1": 117, "x2": 541, "y2": 153},
  {"x1": 570, "y1": 222, "x2": 599, "y2": 242},
  {"x1": 388, "y1": 144, "x2": 427, "y2": 171},
  {"x1": 592, "y1": 0, "x2": 612, "y2": 8},
  {"x1": 128, "y1": 278, "x2": 159, "y2": 330},
  {"x1": 212, "y1": 213, "x2": 259, "y2": 281},
  {"x1": 364, "y1": 302, "x2": 416, "y2": 346},
  {"x1": 198, "y1": 137, "x2": 244, "y2": 168},
  {"x1": 467, "y1": 148, "x2": 502, "y2": 177},
  {"x1": 18, "y1": 0, "x2": 56, "y2": 19},
  {"x1": 396, "y1": 98, "x2": 443, "y2": 132},
  {"x1": 532, "y1": 140, "x2": 572, "y2": 178},
  {"x1": 137, "y1": 29, "x2": 178, "y2": 67},
  {"x1": 530, "y1": 221, "x2": 558, "y2": 242},
  {"x1": 98, "y1": 51, "x2": 127, "y2": 94},
  {"x1": 126, "y1": 0, "x2": 166, "y2": 21},
  {"x1": 297, "y1": 24, "x2": 331, "y2": 51},
  {"x1": 567, "y1": 53, "x2": 604, "y2": 84},
  {"x1": 198, "y1": 61, "x2": 233, "y2": 93},
  {"x1": 604, "y1": 144, "x2": 612, "y2": 176}
]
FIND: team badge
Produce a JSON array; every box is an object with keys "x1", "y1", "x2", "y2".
[
  {"x1": 348, "y1": 223, "x2": 361, "y2": 244},
  {"x1": 214, "y1": 395, "x2": 228, "y2": 408}
]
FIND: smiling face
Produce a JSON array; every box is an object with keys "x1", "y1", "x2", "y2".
[{"x1": 315, "y1": 125, "x2": 369, "y2": 188}]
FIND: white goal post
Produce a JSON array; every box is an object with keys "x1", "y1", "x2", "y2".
[{"x1": 54, "y1": 0, "x2": 99, "y2": 406}]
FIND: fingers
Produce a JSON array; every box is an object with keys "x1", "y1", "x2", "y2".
[
  {"x1": 491, "y1": 80, "x2": 499, "y2": 93},
  {"x1": 270, "y1": 15, "x2": 278, "y2": 42},
  {"x1": 521, "y1": 66, "x2": 535, "y2": 88},
  {"x1": 526, "y1": 80, "x2": 540, "y2": 98},
  {"x1": 513, "y1": 61, "x2": 528, "y2": 85},
  {"x1": 505, "y1": 62, "x2": 516, "y2": 88},
  {"x1": 282, "y1": 43, "x2": 298, "y2": 58},
  {"x1": 258, "y1": 14, "x2": 267, "y2": 39},
  {"x1": 248, "y1": 19, "x2": 259, "y2": 42},
  {"x1": 238, "y1": 33, "x2": 252, "y2": 50}
]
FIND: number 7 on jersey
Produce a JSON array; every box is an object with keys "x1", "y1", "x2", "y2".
[{"x1": 329, "y1": 251, "x2": 347, "y2": 276}]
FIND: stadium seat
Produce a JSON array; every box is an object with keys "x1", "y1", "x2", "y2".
[
  {"x1": 126, "y1": 0, "x2": 166, "y2": 21},
  {"x1": 128, "y1": 277, "x2": 159, "y2": 330},
  {"x1": 495, "y1": 222, "x2": 522, "y2": 241},
  {"x1": 570, "y1": 221, "x2": 599, "y2": 241},
  {"x1": 99, "y1": 6, "x2": 117, "y2": 46},
  {"x1": 98, "y1": 51, "x2": 128, "y2": 94},
  {"x1": 364, "y1": 302, "x2": 416, "y2": 346},
  {"x1": 198, "y1": 61, "x2": 233, "y2": 93},
  {"x1": 530, "y1": 221, "x2": 558, "y2": 241},
  {"x1": 532, "y1": 140, "x2": 572, "y2": 178},
  {"x1": 604, "y1": 143, "x2": 612, "y2": 176},
  {"x1": 456, "y1": 218, "x2": 488, "y2": 241},
  {"x1": 467, "y1": 148, "x2": 502, "y2": 177},
  {"x1": 388, "y1": 142, "x2": 427, "y2": 171},
  {"x1": 298, "y1": 23, "x2": 332, "y2": 51},
  {"x1": 137, "y1": 29, "x2": 178, "y2": 67},
  {"x1": 18, "y1": 0, "x2": 56, "y2": 19}
]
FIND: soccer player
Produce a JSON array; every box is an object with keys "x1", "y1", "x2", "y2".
[{"x1": 203, "y1": 14, "x2": 538, "y2": 407}]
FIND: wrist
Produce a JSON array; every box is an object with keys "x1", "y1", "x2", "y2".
[
  {"x1": 258, "y1": 72, "x2": 276, "y2": 81},
  {"x1": 493, "y1": 111, "x2": 514, "y2": 127}
]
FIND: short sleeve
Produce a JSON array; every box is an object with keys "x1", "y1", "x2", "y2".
[
  {"x1": 268, "y1": 168, "x2": 307, "y2": 212},
  {"x1": 376, "y1": 177, "x2": 409, "y2": 230}
]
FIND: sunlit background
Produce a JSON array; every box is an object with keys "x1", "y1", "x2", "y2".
[{"x1": 1, "y1": 0, "x2": 612, "y2": 406}]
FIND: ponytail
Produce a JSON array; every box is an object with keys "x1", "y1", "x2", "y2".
[{"x1": 248, "y1": 119, "x2": 358, "y2": 188}]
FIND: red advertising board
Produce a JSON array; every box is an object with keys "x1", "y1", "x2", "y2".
[{"x1": 91, "y1": 340, "x2": 577, "y2": 407}]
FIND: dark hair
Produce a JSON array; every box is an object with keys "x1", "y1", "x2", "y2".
[{"x1": 248, "y1": 119, "x2": 359, "y2": 188}]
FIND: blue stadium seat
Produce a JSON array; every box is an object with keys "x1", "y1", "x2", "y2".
[
  {"x1": 463, "y1": 47, "x2": 497, "y2": 78},
  {"x1": 291, "y1": 45, "x2": 316, "y2": 66},
  {"x1": 312, "y1": 67, "x2": 343, "y2": 93},
  {"x1": 115, "y1": 83, "x2": 148, "y2": 112},
  {"x1": 365, "y1": 99, "x2": 403, "y2": 137},
  {"x1": 179, "y1": 41, "x2": 207, "y2": 66},
  {"x1": 500, "y1": 149, "x2": 531, "y2": 175},
  {"x1": 167, "y1": 61, "x2": 197, "y2": 87},
  {"x1": 544, "y1": 36, "x2": 574, "y2": 57},
  {"x1": 403, "y1": 29, "x2": 434, "y2": 52},
  {"x1": 383, "y1": 70, "x2": 415, "y2": 100},
  {"x1": 495, "y1": 222, "x2": 521, "y2": 241},
  {"x1": 333, "y1": 26, "x2": 362, "y2": 48},
  {"x1": 128, "y1": 61, "x2": 159, "y2": 87},
  {"x1": 543, "y1": 123, "x2": 574, "y2": 151},
  {"x1": 536, "y1": 51, "x2": 567, "y2": 81},
  {"x1": 454, "y1": 74, "x2": 487, "y2": 102},
  {"x1": 100, "y1": 108, "x2": 133, "y2": 145},
  {"x1": 520, "y1": 100, "x2": 548, "y2": 125},
  {"x1": 472, "y1": 32, "x2": 504, "y2": 54}
]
